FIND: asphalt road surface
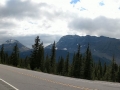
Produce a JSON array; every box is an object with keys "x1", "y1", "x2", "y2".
[{"x1": 0, "y1": 64, "x2": 120, "y2": 90}]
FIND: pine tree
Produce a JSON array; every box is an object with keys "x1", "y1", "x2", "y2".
[
  {"x1": 24, "y1": 56, "x2": 28, "y2": 68},
  {"x1": 12, "y1": 44, "x2": 19, "y2": 67},
  {"x1": 70, "y1": 53, "x2": 76, "y2": 77},
  {"x1": 103, "y1": 65, "x2": 111, "y2": 81},
  {"x1": 0, "y1": 44, "x2": 5, "y2": 63},
  {"x1": 30, "y1": 36, "x2": 44, "y2": 70},
  {"x1": 45, "y1": 54, "x2": 50, "y2": 73},
  {"x1": 73, "y1": 44, "x2": 82, "y2": 78},
  {"x1": 84, "y1": 44, "x2": 93, "y2": 80},
  {"x1": 10, "y1": 52, "x2": 14, "y2": 65},
  {"x1": 18, "y1": 59, "x2": 24, "y2": 68},
  {"x1": 50, "y1": 41, "x2": 56, "y2": 73},
  {"x1": 80, "y1": 56, "x2": 85, "y2": 79},
  {"x1": 30, "y1": 36, "x2": 40, "y2": 70},
  {"x1": 64, "y1": 52, "x2": 69, "y2": 76},
  {"x1": 110, "y1": 56, "x2": 116, "y2": 82},
  {"x1": 57, "y1": 57, "x2": 61, "y2": 74},
  {"x1": 117, "y1": 66, "x2": 120, "y2": 82},
  {"x1": 97, "y1": 60, "x2": 103, "y2": 80},
  {"x1": 103, "y1": 62, "x2": 107, "y2": 77},
  {"x1": 4, "y1": 53, "x2": 9, "y2": 64},
  {"x1": 37, "y1": 42, "x2": 44, "y2": 71},
  {"x1": 93, "y1": 63, "x2": 97, "y2": 80},
  {"x1": 57, "y1": 56, "x2": 64, "y2": 75}
]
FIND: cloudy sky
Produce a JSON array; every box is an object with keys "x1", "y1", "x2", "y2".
[{"x1": 0, "y1": 0, "x2": 120, "y2": 48}]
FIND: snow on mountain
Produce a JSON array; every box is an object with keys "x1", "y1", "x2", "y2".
[
  {"x1": 0, "y1": 39, "x2": 30, "y2": 52},
  {"x1": 63, "y1": 48, "x2": 67, "y2": 50},
  {"x1": 45, "y1": 35, "x2": 120, "y2": 64},
  {"x1": 4, "y1": 39, "x2": 19, "y2": 44}
]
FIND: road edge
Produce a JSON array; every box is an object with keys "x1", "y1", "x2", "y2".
[{"x1": 0, "y1": 78, "x2": 19, "y2": 90}]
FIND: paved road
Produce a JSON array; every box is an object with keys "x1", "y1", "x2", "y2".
[{"x1": 0, "y1": 64, "x2": 120, "y2": 90}]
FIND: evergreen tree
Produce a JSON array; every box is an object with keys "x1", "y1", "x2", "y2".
[
  {"x1": 64, "y1": 53, "x2": 69, "y2": 76},
  {"x1": 18, "y1": 59, "x2": 24, "y2": 68},
  {"x1": 4, "y1": 53, "x2": 9, "y2": 64},
  {"x1": 9, "y1": 52, "x2": 14, "y2": 65},
  {"x1": 50, "y1": 41, "x2": 56, "y2": 73},
  {"x1": 37, "y1": 42, "x2": 44, "y2": 71},
  {"x1": 80, "y1": 56, "x2": 85, "y2": 78},
  {"x1": 110, "y1": 56, "x2": 116, "y2": 82},
  {"x1": 24, "y1": 56, "x2": 28, "y2": 68},
  {"x1": 103, "y1": 62, "x2": 107, "y2": 77},
  {"x1": 70, "y1": 53, "x2": 76, "y2": 77},
  {"x1": 45, "y1": 54, "x2": 50, "y2": 73},
  {"x1": 117, "y1": 66, "x2": 120, "y2": 82},
  {"x1": 73, "y1": 44, "x2": 82, "y2": 78},
  {"x1": 12, "y1": 44, "x2": 19, "y2": 66},
  {"x1": 104, "y1": 66, "x2": 111, "y2": 81},
  {"x1": 97, "y1": 60, "x2": 103, "y2": 80},
  {"x1": 0, "y1": 44, "x2": 5, "y2": 63},
  {"x1": 57, "y1": 56, "x2": 64, "y2": 75},
  {"x1": 93, "y1": 63, "x2": 97, "y2": 80},
  {"x1": 30, "y1": 36, "x2": 44, "y2": 70},
  {"x1": 84, "y1": 44, "x2": 93, "y2": 80},
  {"x1": 56, "y1": 57, "x2": 61, "y2": 74}
]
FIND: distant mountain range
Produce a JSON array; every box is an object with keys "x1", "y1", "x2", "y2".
[
  {"x1": 0, "y1": 39, "x2": 29, "y2": 52},
  {"x1": 0, "y1": 39, "x2": 31, "y2": 58},
  {"x1": 46, "y1": 35, "x2": 120, "y2": 64},
  {"x1": 1, "y1": 35, "x2": 120, "y2": 64}
]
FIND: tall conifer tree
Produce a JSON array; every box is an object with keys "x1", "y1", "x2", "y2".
[
  {"x1": 84, "y1": 44, "x2": 93, "y2": 80},
  {"x1": 30, "y1": 36, "x2": 44, "y2": 70},
  {"x1": 117, "y1": 66, "x2": 120, "y2": 82},
  {"x1": 50, "y1": 41, "x2": 56, "y2": 73},
  {"x1": 45, "y1": 54, "x2": 50, "y2": 73},
  {"x1": 0, "y1": 44, "x2": 4, "y2": 63},
  {"x1": 12, "y1": 44, "x2": 19, "y2": 66},
  {"x1": 110, "y1": 56, "x2": 116, "y2": 82},
  {"x1": 64, "y1": 52, "x2": 69, "y2": 76},
  {"x1": 73, "y1": 44, "x2": 82, "y2": 78}
]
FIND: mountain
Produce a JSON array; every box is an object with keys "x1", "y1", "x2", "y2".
[
  {"x1": 1, "y1": 35, "x2": 120, "y2": 64},
  {"x1": 0, "y1": 39, "x2": 30, "y2": 52},
  {"x1": 46, "y1": 35, "x2": 120, "y2": 64}
]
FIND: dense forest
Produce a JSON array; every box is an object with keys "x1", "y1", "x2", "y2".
[{"x1": 0, "y1": 36, "x2": 120, "y2": 83}]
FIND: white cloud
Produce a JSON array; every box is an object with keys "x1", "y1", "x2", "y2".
[{"x1": 0, "y1": 0, "x2": 120, "y2": 47}]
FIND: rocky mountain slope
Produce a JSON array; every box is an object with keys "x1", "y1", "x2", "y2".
[
  {"x1": 46, "y1": 35, "x2": 120, "y2": 64},
  {"x1": 0, "y1": 39, "x2": 30, "y2": 52},
  {"x1": 1, "y1": 35, "x2": 120, "y2": 64}
]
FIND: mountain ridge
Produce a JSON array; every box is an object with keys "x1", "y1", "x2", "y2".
[
  {"x1": 46, "y1": 35, "x2": 120, "y2": 64},
  {"x1": 0, "y1": 39, "x2": 30, "y2": 52},
  {"x1": 0, "y1": 35, "x2": 120, "y2": 64}
]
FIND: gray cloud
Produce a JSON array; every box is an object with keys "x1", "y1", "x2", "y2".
[
  {"x1": 0, "y1": 0, "x2": 41, "y2": 19},
  {"x1": 2, "y1": 0, "x2": 120, "y2": 48},
  {"x1": 68, "y1": 16, "x2": 120, "y2": 38},
  {"x1": 0, "y1": 0, "x2": 66, "y2": 47},
  {"x1": 0, "y1": 20, "x2": 16, "y2": 28},
  {"x1": 0, "y1": 0, "x2": 65, "y2": 21},
  {"x1": 0, "y1": 0, "x2": 68, "y2": 31},
  {"x1": 0, "y1": 31, "x2": 7, "y2": 34}
]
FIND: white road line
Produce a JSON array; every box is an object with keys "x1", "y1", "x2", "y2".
[{"x1": 0, "y1": 78, "x2": 19, "y2": 90}]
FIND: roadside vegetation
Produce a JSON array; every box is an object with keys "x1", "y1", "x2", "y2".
[{"x1": 0, "y1": 36, "x2": 120, "y2": 83}]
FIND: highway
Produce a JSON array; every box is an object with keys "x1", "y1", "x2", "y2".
[{"x1": 0, "y1": 64, "x2": 120, "y2": 90}]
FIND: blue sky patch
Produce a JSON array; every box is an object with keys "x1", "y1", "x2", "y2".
[
  {"x1": 99, "y1": 1, "x2": 105, "y2": 6},
  {"x1": 70, "y1": 0, "x2": 80, "y2": 4}
]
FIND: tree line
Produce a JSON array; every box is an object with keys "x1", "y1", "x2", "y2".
[{"x1": 0, "y1": 36, "x2": 120, "y2": 83}]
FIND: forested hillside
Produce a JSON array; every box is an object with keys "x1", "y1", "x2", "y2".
[
  {"x1": 46, "y1": 35, "x2": 120, "y2": 64},
  {"x1": 0, "y1": 36, "x2": 120, "y2": 83}
]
